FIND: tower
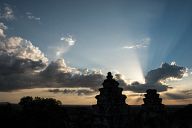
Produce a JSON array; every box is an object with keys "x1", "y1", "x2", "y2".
[
  {"x1": 134, "y1": 89, "x2": 167, "y2": 128},
  {"x1": 92, "y1": 72, "x2": 129, "y2": 128},
  {"x1": 142, "y1": 89, "x2": 164, "y2": 112}
]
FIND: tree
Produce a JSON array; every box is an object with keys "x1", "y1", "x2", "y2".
[{"x1": 19, "y1": 96, "x2": 33, "y2": 107}]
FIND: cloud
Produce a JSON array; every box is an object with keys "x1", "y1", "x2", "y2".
[
  {"x1": 0, "y1": 26, "x2": 104, "y2": 91},
  {"x1": 0, "y1": 25, "x2": 48, "y2": 91},
  {"x1": 26, "y1": 12, "x2": 40, "y2": 21},
  {"x1": 0, "y1": 25, "x2": 189, "y2": 95},
  {"x1": 0, "y1": 29, "x2": 106, "y2": 92},
  {"x1": 164, "y1": 89, "x2": 192, "y2": 100},
  {"x1": 40, "y1": 59, "x2": 105, "y2": 89},
  {"x1": 60, "y1": 35, "x2": 76, "y2": 46},
  {"x1": 0, "y1": 22, "x2": 7, "y2": 30},
  {"x1": 0, "y1": 5, "x2": 14, "y2": 20},
  {"x1": 123, "y1": 37, "x2": 150, "y2": 49},
  {"x1": 125, "y1": 62, "x2": 187, "y2": 93},
  {"x1": 0, "y1": 34, "x2": 188, "y2": 94},
  {"x1": 145, "y1": 62, "x2": 186, "y2": 84},
  {"x1": 48, "y1": 88, "x2": 96, "y2": 96},
  {"x1": 124, "y1": 82, "x2": 170, "y2": 93},
  {"x1": 49, "y1": 35, "x2": 76, "y2": 58},
  {"x1": 0, "y1": 22, "x2": 7, "y2": 38},
  {"x1": 0, "y1": 37, "x2": 48, "y2": 67}
]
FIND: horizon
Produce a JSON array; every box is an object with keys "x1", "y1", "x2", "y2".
[{"x1": 0, "y1": 0, "x2": 192, "y2": 105}]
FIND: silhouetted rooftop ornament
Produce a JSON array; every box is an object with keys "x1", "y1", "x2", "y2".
[
  {"x1": 107, "y1": 72, "x2": 113, "y2": 79},
  {"x1": 102, "y1": 72, "x2": 119, "y2": 88}
]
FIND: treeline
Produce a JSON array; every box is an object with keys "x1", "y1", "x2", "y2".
[{"x1": 0, "y1": 96, "x2": 70, "y2": 128}]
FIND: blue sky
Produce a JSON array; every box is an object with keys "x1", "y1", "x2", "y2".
[
  {"x1": 2, "y1": 0, "x2": 192, "y2": 71},
  {"x1": 0, "y1": 0, "x2": 192, "y2": 104}
]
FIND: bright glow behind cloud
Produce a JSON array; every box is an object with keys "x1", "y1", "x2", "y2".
[{"x1": 49, "y1": 34, "x2": 76, "y2": 59}]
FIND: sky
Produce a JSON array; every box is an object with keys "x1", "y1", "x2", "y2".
[{"x1": 0, "y1": 0, "x2": 192, "y2": 105}]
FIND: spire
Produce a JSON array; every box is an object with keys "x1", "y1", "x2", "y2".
[
  {"x1": 92, "y1": 72, "x2": 129, "y2": 128},
  {"x1": 106, "y1": 72, "x2": 113, "y2": 79},
  {"x1": 102, "y1": 72, "x2": 119, "y2": 88}
]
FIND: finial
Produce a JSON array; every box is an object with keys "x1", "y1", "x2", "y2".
[{"x1": 107, "y1": 72, "x2": 113, "y2": 79}]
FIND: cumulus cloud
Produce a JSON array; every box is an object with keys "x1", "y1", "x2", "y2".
[
  {"x1": 123, "y1": 37, "x2": 150, "y2": 49},
  {"x1": 0, "y1": 29, "x2": 106, "y2": 92},
  {"x1": 0, "y1": 5, "x2": 14, "y2": 20},
  {"x1": 145, "y1": 62, "x2": 186, "y2": 84},
  {"x1": 26, "y1": 12, "x2": 40, "y2": 21},
  {"x1": 126, "y1": 62, "x2": 187, "y2": 93},
  {"x1": 0, "y1": 25, "x2": 104, "y2": 92},
  {"x1": 0, "y1": 24, "x2": 48, "y2": 91},
  {"x1": 0, "y1": 37, "x2": 48, "y2": 68},
  {"x1": 40, "y1": 59, "x2": 105, "y2": 89}
]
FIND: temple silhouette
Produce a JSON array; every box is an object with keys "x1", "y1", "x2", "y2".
[
  {"x1": 0, "y1": 72, "x2": 192, "y2": 128},
  {"x1": 92, "y1": 72, "x2": 129, "y2": 128}
]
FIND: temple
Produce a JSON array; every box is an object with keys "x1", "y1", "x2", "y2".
[
  {"x1": 133, "y1": 89, "x2": 167, "y2": 128},
  {"x1": 142, "y1": 89, "x2": 165, "y2": 112},
  {"x1": 92, "y1": 72, "x2": 129, "y2": 128}
]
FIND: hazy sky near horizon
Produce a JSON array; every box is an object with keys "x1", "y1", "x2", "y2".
[{"x1": 0, "y1": 0, "x2": 192, "y2": 105}]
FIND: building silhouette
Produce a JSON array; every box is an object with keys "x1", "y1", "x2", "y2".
[
  {"x1": 92, "y1": 72, "x2": 129, "y2": 128},
  {"x1": 131, "y1": 89, "x2": 168, "y2": 128}
]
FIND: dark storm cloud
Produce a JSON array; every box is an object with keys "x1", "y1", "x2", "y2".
[
  {"x1": 40, "y1": 59, "x2": 105, "y2": 89},
  {"x1": 145, "y1": 62, "x2": 186, "y2": 84},
  {"x1": 124, "y1": 63, "x2": 187, "y2": 93},
  {"x1": 0, "y1": 54, "x2": 46, "y2": 75},
  {"x1": 124, "y1": 82, "x2": 171, "y2": 93},
  {"x1": 0, "y1": 26, "x2": 48, "y2": 91}
]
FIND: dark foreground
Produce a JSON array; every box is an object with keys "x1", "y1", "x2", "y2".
[
  {"x1": 0, "y1": 103, "x2": 192, "y2": 128},
  {"x1": 1, "y1": 73, "x2": 192, "y2": 128}
]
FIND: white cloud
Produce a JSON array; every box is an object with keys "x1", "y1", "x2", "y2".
[
  {"x1": 28, "y1": 15, "x2": 40, "y2": 21},
  {"x1": 0, "y1": 22, "x2": 7, "y2": 30},
  {"x1": 0, "y1": 25, "x2": 48, "y2": 74},
  {"x1": 26, "y1": 12, "x2": 40, "y2": 21},
  {"x1": 123, "y1": 37, "x2": 151, "y2": 49},
  {"x1": 0, "y1": 22, "x2": 7, "y2": 38},
  {"x1": 60, "y1": 35, "x2": 76, "y2": 46},
  {"x1": 0, "y1": 5, "x2": 14, "y2": 20}
]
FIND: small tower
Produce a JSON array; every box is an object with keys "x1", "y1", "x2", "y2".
[
  {"x1": 134, "y1": 89, "x2": 167, "y2": 128},
  {"x1": 92, "y1": 72, "x2": 129, "y2": 128},
  {"x1": 142, "y1": 89, "x2": 164, "y2": 112}
]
